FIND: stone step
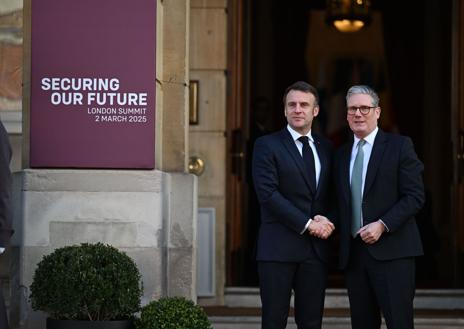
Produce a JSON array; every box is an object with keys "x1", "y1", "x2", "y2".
[
  {"x1": 204, "y1": 306, "x2": 464, "y2": 323},
  {"x1": 202, "y1": 287, "x2": 464, "y2": 329},
  {"x1": 219, "y1": 287, "x2": 464, "y2": 310},
  {"x1": 209, "y1": 315, "x2": 464, "y2": 329}
]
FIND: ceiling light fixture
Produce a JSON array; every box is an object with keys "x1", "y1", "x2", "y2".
[{"x1": 326, "y1": 0, "x2": 371, "y2": 33}]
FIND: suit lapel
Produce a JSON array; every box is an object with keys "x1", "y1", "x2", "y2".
[
  {"x1": 280, "y1": 129, "x2": 315, "y2": 194},
  {"x1": 340, "y1": 142, "x2": 352, "y2": 204},
  {"x1": 313, "y1": 134, "x2": 327, "y2": 198},
  {"x1": 363, "y1": 129, "x2": 387, "y2": 198}
]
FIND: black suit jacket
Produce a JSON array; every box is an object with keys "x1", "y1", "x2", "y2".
[
  {"x1": 252, "y1": 128, "x2": 333, "y2": 263},
  {"x1": 334, "y1": 129, "x2": 424, "y2": 269},
  {"x1": 0, "y1": 121, "x2": 12, "y2": 248}
]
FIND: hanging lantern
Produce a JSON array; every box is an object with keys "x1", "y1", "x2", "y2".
[{"x1": 326, "y1": 0, "x2": 371, "y2": 33}]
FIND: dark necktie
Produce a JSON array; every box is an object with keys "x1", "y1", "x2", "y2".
[{"x1": 298, "y1": 136, "x2": 316, "y2": 191}]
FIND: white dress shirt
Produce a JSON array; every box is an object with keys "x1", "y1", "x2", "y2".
[
  {"x1": 349, "y1": 127, "x2": 389, "y2": 231},
  {"x1": 287, "y1": 125, "x2": 321, "y2": 186},
  {"x1": 287, "y1": 125, "x2": 321, "y2": 233}
]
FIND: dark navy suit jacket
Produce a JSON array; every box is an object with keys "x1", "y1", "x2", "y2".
[
  {"x1": 334, "y1": 129, "x2": 425, "y2": 269},
  {"x1": 0, "y1": 121, "x2": 12, "y2": 248},
  {"x1": 252, "y1": 128, "x2": 333, "y2": 263},
  {"x1": 0, "y1": 120, "x2": 12, "y2": 329}
]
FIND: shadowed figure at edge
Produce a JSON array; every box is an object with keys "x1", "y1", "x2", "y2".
[{"x1": 0, "y1": 119, "x2": 13, "y2": 329}]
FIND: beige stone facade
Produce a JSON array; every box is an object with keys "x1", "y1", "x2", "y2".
[
  {"x1": 189, "y1": 0, "x2": 228, "y2": 306},
  {"x1": 0, "y1": 0, "x2": 228, "y2": 328}
]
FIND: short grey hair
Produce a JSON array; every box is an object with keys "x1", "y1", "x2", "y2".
[{"x1": 346, "y1": 85, "x2": 380, "y2": 107}]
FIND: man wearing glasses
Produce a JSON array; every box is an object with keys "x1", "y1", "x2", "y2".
[{"x1": 334, "y1": 85, "x2": 425, "y2": 329}]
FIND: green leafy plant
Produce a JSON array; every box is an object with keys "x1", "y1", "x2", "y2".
[
  {"x1": 30, "y1": 243, "x2": 143, "y2": 321},
  {"x1": 136, "y1": 297, "x2": 212, "y2": 329}
]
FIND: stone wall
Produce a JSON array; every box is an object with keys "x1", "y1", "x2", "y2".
[
  {"x1": 189, "y1": 0, "x2": 227, "y2": 306},
  {"x1": 0, "y1": 0, "x2": 22, "y2": 114},
  {"x1": 10, "y1": 170, "x2": 197, "y2": 329},
  {"x1": 3, "y1": 0, "x2": 199, "y2": 328}
]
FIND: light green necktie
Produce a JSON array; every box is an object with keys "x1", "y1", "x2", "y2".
[{"x1": 351, "y1": 139, "x2": 365, "y2": 237}]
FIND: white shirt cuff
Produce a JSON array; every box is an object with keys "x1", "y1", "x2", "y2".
[
  {"x1": 379, "y1": 219, "x2": 389, "y2": 232},
  {"x1": 301, "y1": 218, "x2": 312, "y2": 234},
  {"x1": 0, "y1": 248, "x2": 4, "y2": 254}
]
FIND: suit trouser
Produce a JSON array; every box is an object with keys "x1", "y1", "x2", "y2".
[
  {"x1": 345, "y1": 237, "x2": 416, "y2": 329},
  {"x1": 0, "y1": 282, "x2": 9, "y2": 329},
  {"x1": 258, "y1": 252, "x2": 328, "y2": 329}
]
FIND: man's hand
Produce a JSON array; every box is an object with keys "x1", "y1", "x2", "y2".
[
  {"x1": 358, "y1": 220, "x2": 385, "y2": 244},
  {"x1": 308, "y1": 215, "x2": 335, "y2": 239}
]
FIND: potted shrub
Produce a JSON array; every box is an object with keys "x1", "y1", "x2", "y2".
[
  {"x1": 30, "y1": 243, "x2": 143, "y2": 329},
  {"x1": 136, "y1": 297, "x2": 212, "y2": 329}
]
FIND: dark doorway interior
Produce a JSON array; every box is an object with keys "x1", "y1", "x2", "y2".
[{"x1": 231, "y1": 0, "x2": 459, "y2": 288}]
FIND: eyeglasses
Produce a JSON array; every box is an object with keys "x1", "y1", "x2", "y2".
[{"x1": 347, "y1": 106, "x2": 376, "y2": 115}]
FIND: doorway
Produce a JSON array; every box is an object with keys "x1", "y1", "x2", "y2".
[{"x1": 227, "y1": 0, "x2": 462, "y2": 289}]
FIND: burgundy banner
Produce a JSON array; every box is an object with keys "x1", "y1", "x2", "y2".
[{"x1": 30, "y1": 0, "x2": 156, "y2": 168}]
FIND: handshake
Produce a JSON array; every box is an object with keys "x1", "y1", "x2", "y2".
[{"x1": 308, "y1": 215, "x2": 335, "y2": 239}]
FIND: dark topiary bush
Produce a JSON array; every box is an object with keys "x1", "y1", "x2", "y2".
[
  {"x1": 30, "y1": 243, "x2": 143, "y2": 321},
  {"x1": 136, "y1": 297, "x2": 212, "y2": 329}
]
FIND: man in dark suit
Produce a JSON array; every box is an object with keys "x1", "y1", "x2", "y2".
[
  {"x1": 334, "y1": 85, "x2": 424, "y2": 329},
  {"x1": 252, "y1": 81, "x2": 335, "y2": 329},
  {"x1": 0, "y1": 120, "x2": 12, "y2": 329}
]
